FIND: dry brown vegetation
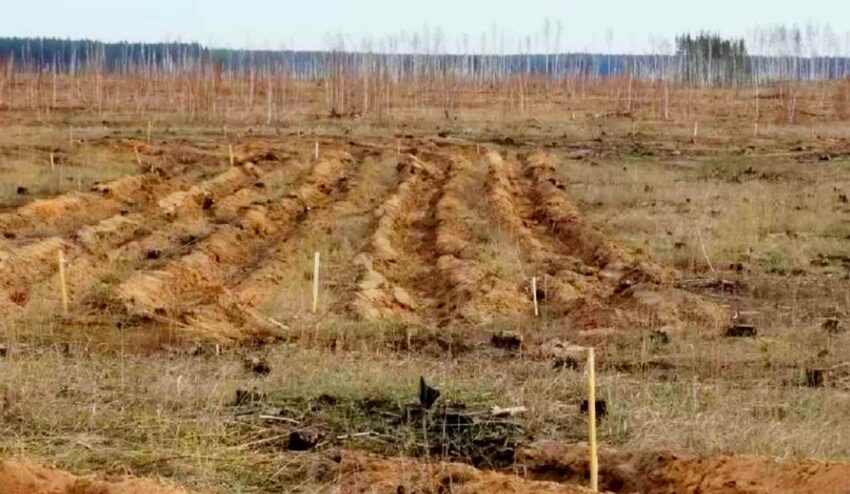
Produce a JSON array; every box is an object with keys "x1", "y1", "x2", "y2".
[{"x1": 1, "y1": 75, "x2": 850, "y2": 493}]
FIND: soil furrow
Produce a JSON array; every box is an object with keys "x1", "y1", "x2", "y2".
[
  {"x1": 350, "y1": 154, "x2": 433, "y2": 322},
  {"x1": 484, "y1": 150, "x2": 600, "y2": 315},
  {"x1": 233, "y1": 148, "x2": 398, "y2": 325},
  {"x1": 430, "y1": 151, "x2": 527, "y2": 322},
  {"x1": 508, "y1": 150, "x2": 725, "y2": 331},
  {"x1": 351, "y1": 147, "x2": 485, "y2": 324},
  {"x1": 0, "y1": 161, "x2": 294, "y2": 319},
  {"x1": 0, "y1": 173, "x2": 165, "y2": 239},
  {"x1": 114, "y1": 150, "x2": 356, "y2": 339}
]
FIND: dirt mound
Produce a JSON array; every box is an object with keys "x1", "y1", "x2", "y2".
[
  {"x1": 351, "y1": 154, "x2": 438, "y2": 321},
  {"x1": 0, "y1": 237, "x2": 66, "y2": 312},
  {"x1": 517, "y1": 441, "x2": 850, "y2": 494},
  {"x1": 433, "y1": 154, "x2": 528, "y2": 322},
  {"x1": 157, "y1": 163, "x2": 261, "y2": 218},
  {"x1": 350, "y1": 145, "x2": 724, "y2": 331},
  {"x1": 117, "y1": 152, "x2": 353, "y2": 339},
  {"x1": 0, "y1": 135, "x2": 726, "y2": 338},
  {"x1": 0, "y1": 459, "x2": 190, "y2": 494},
  {"x1": 340, "y1": 451, "x2": 593, "y2": 494},
  {"x1": 353, "y1": 148, "x2": 533, "y2": 325}
]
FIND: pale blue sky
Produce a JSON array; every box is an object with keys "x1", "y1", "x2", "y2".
[{"x1": 2, "y1": 0, "x2": 848, "y2": 54}]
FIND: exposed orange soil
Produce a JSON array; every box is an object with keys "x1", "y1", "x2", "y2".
[
  {"x1": 517, "y1": 441, "x2": 850, "y2": 494},
  {"x1": 116, "y1": 149, "x2": 355, "y2": 339},
  {"x1": 0, "y1": 459, "x2": 190, "y2": 494},
  {"x1": 339, "y1": 451, "x2": 593, "y2": 494},
  {"x1": 0, "y1": 135, "x2": 723, "y2": 339}
]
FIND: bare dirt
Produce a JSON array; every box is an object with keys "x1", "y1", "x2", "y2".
[
  {"x1": 2, "y1": 133, "x2": 820, "y2": 494},
  {"x1": 517, "y1": 441, "x2": 850, "y2": 494},
  {"x1": 0, "y1": 135, "x2": 723, "y2": 342},
  {"x1": 0, "y1": 459, "x2": 190, "y2": 494},
  {"x1": 339, "y1": 451, "x2": 594, "y2": 494}
]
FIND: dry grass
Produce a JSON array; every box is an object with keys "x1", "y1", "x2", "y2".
[{"x1": 2, "y1": 80, "x2": 850, "y2": 492}]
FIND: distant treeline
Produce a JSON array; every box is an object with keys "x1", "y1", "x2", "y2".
[{"x1": 1, "y1": 36, "x2": 849, "y2": 86}]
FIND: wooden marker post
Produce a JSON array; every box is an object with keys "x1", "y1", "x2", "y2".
[
  {"x1": 312, "y1": 251, "x2": 320, "y2": 313},
  {"x1": 532, "y1": 276, "x2": 539, "y2": 317},
  {"x1": 314, "y1": 141, "x2": 319, "y2": 161},
  {"x1": 587, "y1": 347, "x2": 599, "y2": 492},
  {"x1": 57, "y1": 249, "x2": 68, "y2": 316},
  {"x1": 693, "y1": 121, "x2": 699, "y2": 143},
  {"x1": 50, "y1": 152, "x2": 55, "y2": 172},
  {"x1": 229, "y1": 144, "x2": 235, "y2": 166}
]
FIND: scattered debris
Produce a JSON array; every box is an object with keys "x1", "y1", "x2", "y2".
[
  {"x1": 580, "y1": 399, "x2": 607, "y2": 421},
  {"x1": 490, "y1": 330, "x2": 524, "y2": 351},
  {"x1": 234, "y1": 388, "x2": 266, "y2": 406},
  {"x1": 245, "y1": 357, "x2": 271, "y2": 376},
  {"x1": 538, "y1": 339, "x2": 587, "y2": 369},
  {"x1": 804, "y1": 368, "x2": 825, "y2": 388},
  {"x1": 490, "y1": 405, "x2": 527, "y2": 417},
  {"x1": 823, "y1": 318, "x2": 842, "y2": 334},
  {"x1": 725, "y1": 324, "x2": 757, "y2": 338},
  {"x1": 288, "y1": 427, "x2": 324, "y2": 451},
  {"x1": 649, "y1": 329, "x2": 670, "y2": 345},
  {"x1": 419, "y1": 376, "x2": 440, "y2": 409}
]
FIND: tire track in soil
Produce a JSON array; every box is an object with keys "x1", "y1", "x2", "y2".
[{"x1": 113, "y1": 147, "x2": 359, "y2": 340}]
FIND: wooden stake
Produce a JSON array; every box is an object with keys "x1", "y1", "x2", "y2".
[
  {"x1": 754, "y1": 122, "x2": 759, "y2": 138},
  {"x1": 531, "y1": 276, "x2": 539, "y2": 317},
  {"x1": 692, "y1": 121, "x2": 699, "y2": 143},
  {"x1": 587, "y1": 347, "x2": 599, "y2": 492},
  {"x1": 57, "y1": 249, "x2": 68, "y2": 316},
  {"x1": 314, "y1": 141, "x2": 319, "y2": 161},
  {"x1": 49, "y1": 152, "x2": 55, "y2": 172},
  {"x1": 312, "y1": 251, "x2": 320, "y2": 313},
  {"x1": 134, "y1": 147, "x2": 142, "y2": 167},
  {"x1": 229, "y1": 144, "x2": 235, "y2": 166}
]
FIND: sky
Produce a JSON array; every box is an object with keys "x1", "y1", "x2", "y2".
[{"x1": 2, "y1": 0, "x2": 849, "y2": 54}]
